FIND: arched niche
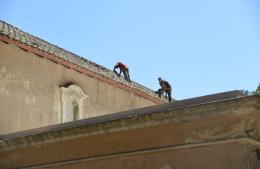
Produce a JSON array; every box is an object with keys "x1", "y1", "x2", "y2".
[{"x1": 60, "y1": 84, "x2": 87, "y2": 122}]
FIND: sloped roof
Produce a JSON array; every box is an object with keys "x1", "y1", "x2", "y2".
[{"x1": 0, "y1": 20, "x2": 165, "y2": 103}]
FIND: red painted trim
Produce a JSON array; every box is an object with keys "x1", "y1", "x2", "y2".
[{"x1": 0, "y1": 35, "x2": 165, "y2": 104}]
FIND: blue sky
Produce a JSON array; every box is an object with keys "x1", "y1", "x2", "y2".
[{"x1": 1, "y1": 0, "x2": 260, "y2": 100}]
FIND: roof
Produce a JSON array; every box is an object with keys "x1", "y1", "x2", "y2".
[{"x1": 0, "y1": 20, "x2": 165, "y2": 103}]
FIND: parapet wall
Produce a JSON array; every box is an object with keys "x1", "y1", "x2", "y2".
[{"x1": 1, "y1": 95, "x2": 260, "y2": 169}]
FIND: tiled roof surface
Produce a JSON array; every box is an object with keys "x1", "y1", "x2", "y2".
[{"x1": 0, "y1": 20, "x2": 163, "y2": 101}]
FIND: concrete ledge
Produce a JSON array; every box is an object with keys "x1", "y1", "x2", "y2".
[
  {"x1": 0, "y1": 94, "x2": 260, "y2": 168},
  {"x1": 0, "y1": 90, "x2": 247, "y2": 140}
]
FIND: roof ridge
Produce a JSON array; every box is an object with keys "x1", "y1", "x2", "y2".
[{"x1": 0, "y1": 20, "x2": 164, "y2": 102}]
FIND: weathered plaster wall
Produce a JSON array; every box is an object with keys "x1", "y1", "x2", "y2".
[
  {"x1": 0, "y1": 41, "x2": 156, "y2": 134},
  {"x1": 1, "y1": 96, "x2": 260, "y2": 169},
  {"x1": 30, "y1": 143, "x2": 259, "y2": 169}
]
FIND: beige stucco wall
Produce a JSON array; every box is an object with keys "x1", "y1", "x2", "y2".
[
  {"x1": 0, "y1": 41, "x2": 156, "y2": 134},
  {"x1": 1, "y1": 96, "x2": 260, "y2": 169},
  {"x1": 27, "y1": 143, "x2": 259, "y2": 169}
]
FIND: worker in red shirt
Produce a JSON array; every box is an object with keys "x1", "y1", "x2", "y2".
[{"x1": 113, "y1": 62, "x2": 131, "y2": 82}]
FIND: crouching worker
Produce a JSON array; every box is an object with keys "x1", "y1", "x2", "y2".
[
  {"x1": 113, "y1": 62, "x2": 131, "y2": 82},
  {"x1": 156, "y1": 77, "x2": 172, "y2": 102}
]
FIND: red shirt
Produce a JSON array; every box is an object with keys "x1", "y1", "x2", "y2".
[{"x1": 116, "y1": 62, "x2": 128, "y2": 69}]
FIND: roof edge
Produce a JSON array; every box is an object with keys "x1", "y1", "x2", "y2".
[{"x1": 0, "y1": 95, "x2": 259, "y2": 153}]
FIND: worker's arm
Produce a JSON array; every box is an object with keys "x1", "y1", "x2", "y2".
[
  {"x1": 113, "y1": 65, "x2": 117, "y2": 72},
  {"x1": 113, "y1": 65, "x2": 120, "y2": 77}
]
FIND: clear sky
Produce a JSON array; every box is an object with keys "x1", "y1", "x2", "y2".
[{"x1": 1, "y1": 0, "x2": 260, "y2": 100}]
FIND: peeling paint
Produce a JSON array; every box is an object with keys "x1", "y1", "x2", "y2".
[
  {"x1": 0, "y1": 66, "x2": 30, "y2": 91},
  {"x1": 25, "y1": 96, "x2": 36, "y2": 105},
  {"x1": 0, "y1": 66, "x2": 7, "y2": 77}
]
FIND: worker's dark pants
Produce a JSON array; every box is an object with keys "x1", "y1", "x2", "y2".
[
  {"x1": 164, "y1": 88, "x2": 172, "y2": 102},
  {"x1": 167, "y1": 89, "x2": 172, "y2": 102},
  {"x1": 156, "y1": 88, "x2": 172, "y2": 102},
  {"x1": 122, "y1": 68, "x2": 131, "y2": 82}
]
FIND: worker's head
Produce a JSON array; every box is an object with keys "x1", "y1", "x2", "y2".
[{"x1": 158, "y1": 77, "x2": 162, "y2": 81}]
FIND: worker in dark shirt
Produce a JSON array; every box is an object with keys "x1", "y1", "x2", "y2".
[
  {"x1": 156, "y1": 77, "x2": 172, "y2": 102},
  {"x1": 113, "y1": 62, "x2": 131, "y2": 82}
]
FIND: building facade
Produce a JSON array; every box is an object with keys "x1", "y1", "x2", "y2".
[
  {"x1": 1, "y1": 21, "x2": 260, "y2": 169},
  {"x1": 0, "y1": 20, "x2": 164, "y2": 134}
]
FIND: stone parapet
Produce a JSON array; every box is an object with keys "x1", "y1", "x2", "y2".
[{"x1": 0, "y1": 95, "x2": 260, "y2": 168}]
